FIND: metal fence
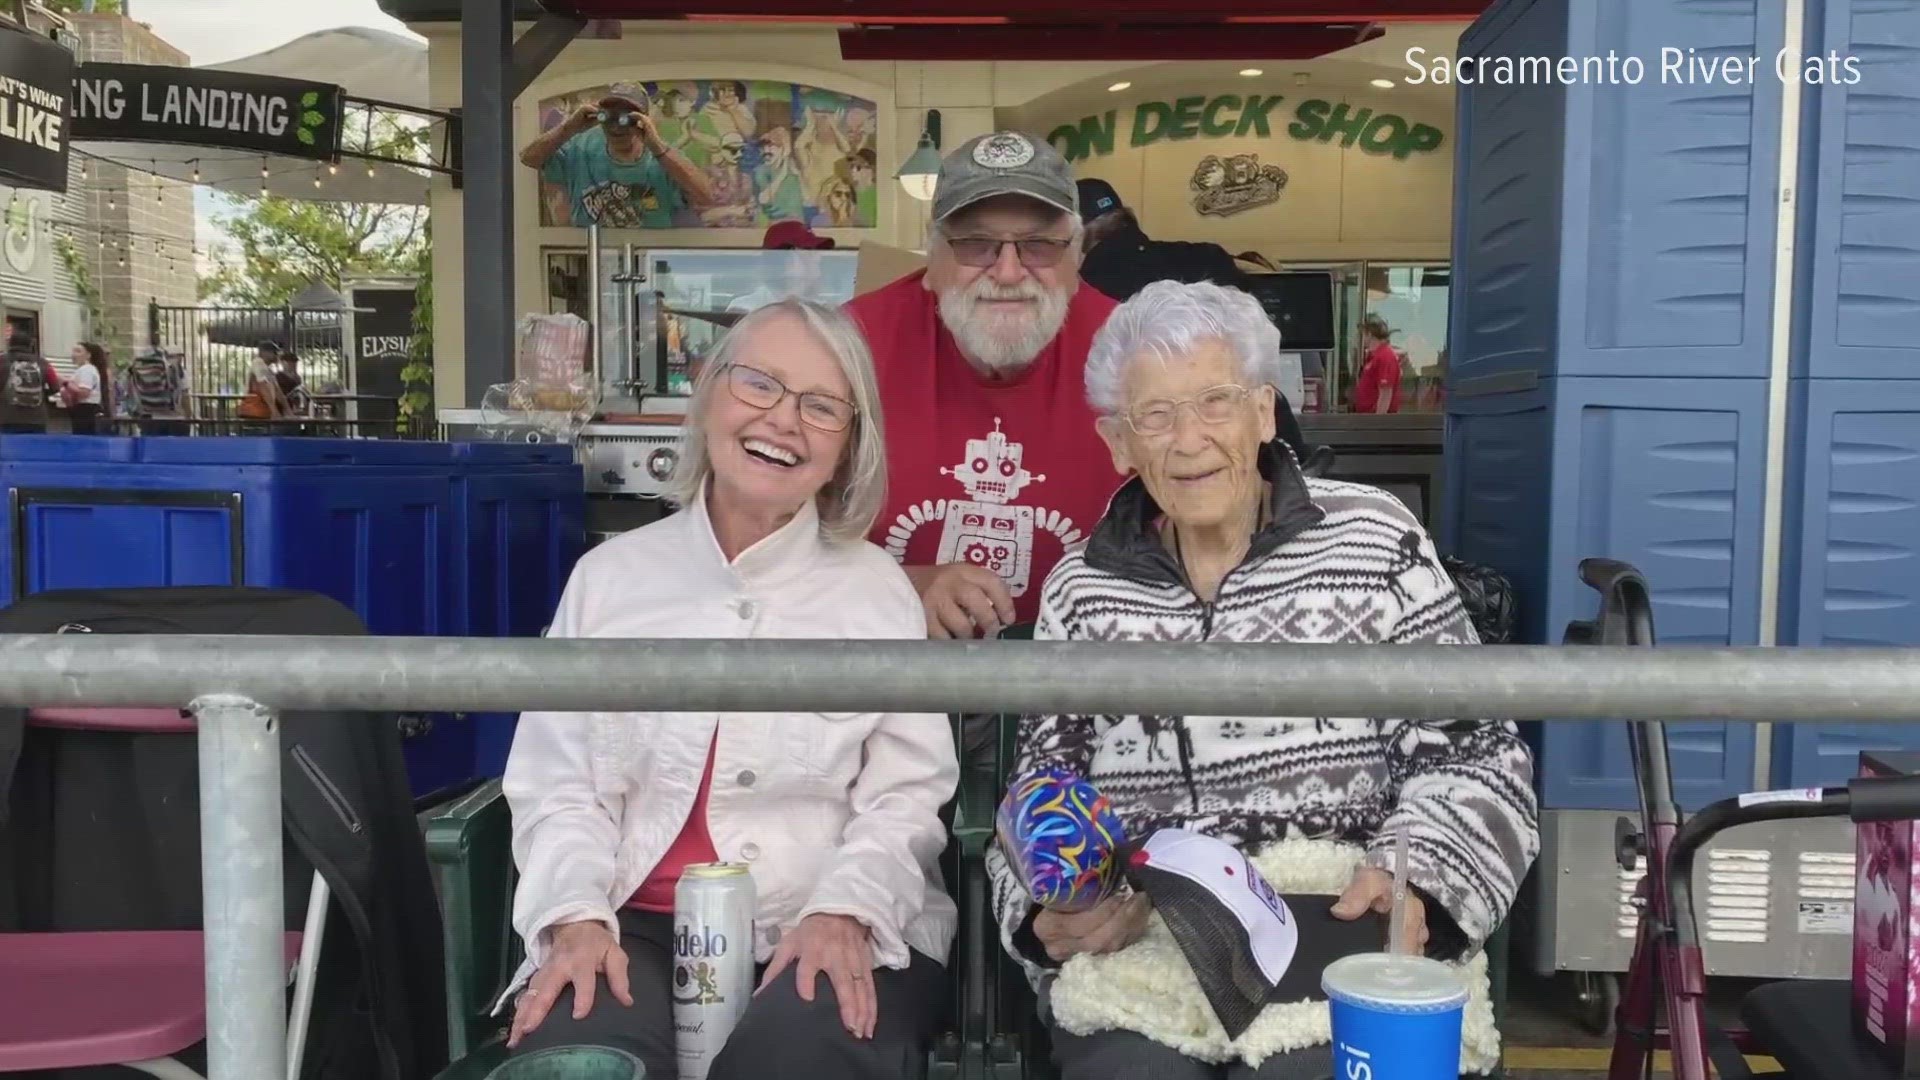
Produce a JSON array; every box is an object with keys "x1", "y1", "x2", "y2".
[
  {"x1": 5, "y1": 633, "x2": 1920, "y2": 1080},
  {"x1": 149, "y1": 303, "x2": 351, "y2": 399}
]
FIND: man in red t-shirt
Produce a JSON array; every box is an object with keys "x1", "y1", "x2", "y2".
[
  {"x1": 846, "y1": 131, "x2": 1119, "y2": 638},
  {"x1": 1353, "y1": 314, "x2": 1404, "y2": 415}
]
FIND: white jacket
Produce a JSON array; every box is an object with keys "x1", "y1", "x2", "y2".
[{"x1": 501, "y1": 493, "x2": 960, "y2": 1002}]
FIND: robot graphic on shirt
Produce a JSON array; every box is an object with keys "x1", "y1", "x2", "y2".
[{"x1": 883, "y1": 418, "x2": 1084, "y2": 599}]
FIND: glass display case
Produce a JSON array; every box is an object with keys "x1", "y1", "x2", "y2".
[{"x1": 553, "y1": 238, "x2": 860, "y2": 413}]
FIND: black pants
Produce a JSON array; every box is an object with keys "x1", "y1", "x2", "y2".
[
  {"x1": 68, "y1": 403, "x2": 103, "y2": 434},
  {"x1": 1052, "y1": 1028, "x2": 1332, "y2": 1080},
  {"x1": 510, "y1": 909, "x2": 947, "y2": 1080}
]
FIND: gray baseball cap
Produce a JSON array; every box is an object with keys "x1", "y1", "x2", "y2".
[{"x1": 933, "y1": 131, "x2": 1079, "y2": 222}]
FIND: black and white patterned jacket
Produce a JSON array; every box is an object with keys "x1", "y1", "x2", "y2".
[{"x1": 987, "y1": 444, "x2": 1540, "y2": 978}]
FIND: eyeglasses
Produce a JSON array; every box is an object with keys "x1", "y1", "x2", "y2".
[
  {"x1": 1121, "y1": 384, "x2": 1255, "y2": 435},
  {"x1": 726, "y1": 363, "x2": 857, "y2": 433},
  {"x1": 939, "y1": 233, "x2": 1074, "y2": 270}
]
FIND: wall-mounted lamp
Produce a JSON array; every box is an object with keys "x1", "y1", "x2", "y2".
[{"x1": 896, "y1": 108, "x2": 943, "y2": 202}]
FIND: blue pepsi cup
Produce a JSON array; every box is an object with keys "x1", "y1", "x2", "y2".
[{"x1": 1322, "y1": 953, "x2": 1467, "y2": 1080}]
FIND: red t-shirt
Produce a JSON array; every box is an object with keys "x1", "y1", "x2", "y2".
[
  {"x1": 1354, "y1": 341, "x2": 1404, "y2": 414},
  {"x1": 625, "y1": 735, "x2": 719, "y2": 913},
  {"x1": 846, "y1": 271, "x2": 1120, "y2": 627}
]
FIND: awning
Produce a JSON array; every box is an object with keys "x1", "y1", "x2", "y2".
[
  {"x1": 72, "y1": 28, "x2": 440, "y2": 206},
  {"x1": 206, "y1": 26, "x2": 429, "y2": 111},
  {"x1": 525, "y1": 0, "x2": 1485, "y2": 20}
]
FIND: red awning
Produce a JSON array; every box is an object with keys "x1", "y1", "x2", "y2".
[{"x1": 533, "y1": 0, "x2": 1486, "y2": 22}]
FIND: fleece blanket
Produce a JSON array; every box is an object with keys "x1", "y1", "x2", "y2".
[{"x1": 1045, "y1": 839, "x2": 1500, "y2": 1073}]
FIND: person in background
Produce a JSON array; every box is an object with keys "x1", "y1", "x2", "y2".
[
  {"x1": 500, "y1": 299, "x2": 956, "y2": 1080},
  {"x1": 728, "y1": 222, "x2": 834, "y2": 314},
  {"x1": 988, "y1": 281, "x2": 1537, "y2": 1079},
  {"x1": 1, "y1": 329, "x2": 49, "y2": 434},
  {"x1": 1073, "y1": 177, "x2": 1313, "y2": 466},
  {"x1": 61, "y1": 342, "x2": 110, "y2": 434},
  {"x1": 275, "y1": 350, "x2": 311, "y2": 415},
  {"x1": 1353, "y1": 313, "x2": 1403, "y2": 415},
  {"x1": 1074, "y1": 178, "x2": 1249, "y2": 303},
  {"x1": 845, "y1": 131, "x2": 1117, "y2": 641},
  {"x1": 238, "y1": 340, "x2": 293, "y2": 428},
  {"x1": 128, "y1": 346, "x2": 185, "y2": 434}
]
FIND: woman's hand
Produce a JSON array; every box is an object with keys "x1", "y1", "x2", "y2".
[
  {"x1": 1331, "y1": 867, "x2": 1429, "y2": 954},
  {"x1": 759, "y1": 913, "x2": 878, "y2": 1040},
  {"x1": 506, "y1": 920, "x2": 632, "y2": 1048},
  {"x1": 1032, "y1": 892, "x2": 1152, "y2": 962}
]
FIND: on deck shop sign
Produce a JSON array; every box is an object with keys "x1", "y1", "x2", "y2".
[
  {"x1": 1046, "y1": 94, "x2": 1444, "y2": 164},
  {"x1": 71, "y1": 63, "x2": 344, "y2": 161},
  {"x1": 0, "y1": 30, "x2": 75, "y2": 193}
]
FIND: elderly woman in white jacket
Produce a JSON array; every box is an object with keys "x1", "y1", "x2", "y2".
[{"x1": 502, "y1": 298, "x2": 959, "y2": 1080}]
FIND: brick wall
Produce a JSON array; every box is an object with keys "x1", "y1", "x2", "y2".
[{"x1": 70, "y1": 15, "x2": 199, "y2": 357}]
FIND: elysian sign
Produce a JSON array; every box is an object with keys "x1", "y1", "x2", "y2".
[{"x1": 1047, "y1": 95, "x2": 1444, "y2": 164}]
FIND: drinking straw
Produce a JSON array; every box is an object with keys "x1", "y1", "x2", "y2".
[{"x1": 1387, "y1": 822, "x2": 1410, "y2": 956}]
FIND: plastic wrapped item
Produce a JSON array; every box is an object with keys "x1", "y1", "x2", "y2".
[
  {"x1": 995, "y1": 768, "x2": 1127, "y2": 913},
  {"x1": 476, "y1": 375, "x2": 598, "y2": 445},
  {"x1": 516, "y1": 313, "x2": 592, "y2": 387}
]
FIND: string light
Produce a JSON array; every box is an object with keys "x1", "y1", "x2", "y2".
[
  {"x1": 191, "y1": 161, "x2": 202, "y2": 184},
  {"x1": 328, "y1": 163, "x2": 338, "y2": 176},
  {"x1": 313, "y1": 175, "x2": 323, "y2": 189}
]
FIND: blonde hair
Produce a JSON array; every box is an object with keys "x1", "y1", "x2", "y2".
[{"x1": 664, "y1": 298, "x2": 888, "y2": 543}]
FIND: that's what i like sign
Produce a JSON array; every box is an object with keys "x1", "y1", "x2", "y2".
[{"x1": 0, "y1": 29, "x2": 74, "y2": 193}]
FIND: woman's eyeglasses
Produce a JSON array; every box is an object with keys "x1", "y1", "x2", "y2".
[
  {"x1": 940, "y1": 233, "x2": 1073, "y2": 270},
  {"x1": 1122, "y1": 384, "x2": 1255, "y2": 435},
  {"x1": 726, "y1": 363, "x2": 857, "y2": 433}
]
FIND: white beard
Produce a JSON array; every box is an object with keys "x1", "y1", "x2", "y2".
[{"x1": 937, "y1": 276, "x2": 1072, "y2": 376}]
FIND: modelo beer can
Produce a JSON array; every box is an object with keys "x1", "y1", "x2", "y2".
[{"x1": 673, "y1": 862, "x2": 757, "y2": 1080}]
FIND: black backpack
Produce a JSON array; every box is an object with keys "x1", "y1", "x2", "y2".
[{"x1": 1442, "y1": 555, "x2": 1519, "y2": 644}]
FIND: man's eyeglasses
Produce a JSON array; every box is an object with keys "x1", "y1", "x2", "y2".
[
  {"x1": 726, "y1": 363, "x2": 857, "y2": 433},
  {"x1": 940, "y1": 233, "x2": 1074, "y2": 270},
  {"x1": 1122, "y1": 384, "x2": 1255, "y2": 435}
]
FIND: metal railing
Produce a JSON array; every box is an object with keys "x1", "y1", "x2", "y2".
[{"x1": 6, "y1": 633, "x2": 1920, "y2": 1080}]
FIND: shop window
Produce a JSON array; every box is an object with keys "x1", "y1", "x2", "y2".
[
  {"x1": 1300, "y1": 262, "x2": 1449, "y2": 416},
  {"x1": 1363, "y1": 264, "x2": 1449, "y2": 414}
]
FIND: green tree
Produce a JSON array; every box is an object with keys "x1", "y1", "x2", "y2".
[
  {"x1": 42, "y1": 0, "x2": 124, "y2": 12},
  {"x1": 198, "y1": 198, "x2": 427, "y2": 306},
  {"x1": 199, "y1": 111, "x2": 433, "y2": 304}
]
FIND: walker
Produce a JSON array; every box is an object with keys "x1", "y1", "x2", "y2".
[{"x1": 1569, "y1": 559, "x2": 1920, "y2": 1080}]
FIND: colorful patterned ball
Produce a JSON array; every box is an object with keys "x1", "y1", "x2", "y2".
[{"x1": 995, "y1": 768, "x2": 1127, "y2": 912}]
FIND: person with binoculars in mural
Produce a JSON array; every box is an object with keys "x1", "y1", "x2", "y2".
[{"x1": 520, "y1": 82, "x2": 716, "y2": 229}]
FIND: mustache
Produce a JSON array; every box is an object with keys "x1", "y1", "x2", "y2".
[{"x1": 965, "y1": 279, "x2": 1045, "y2": 303}]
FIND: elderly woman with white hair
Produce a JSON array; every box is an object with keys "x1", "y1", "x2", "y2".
[
  {"x1": 985, "y1": 281, "x2": 1539, "y2": 1080},
  {"x1": 502, "y1": 298, "x2": 958, "y2": 1080}
]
